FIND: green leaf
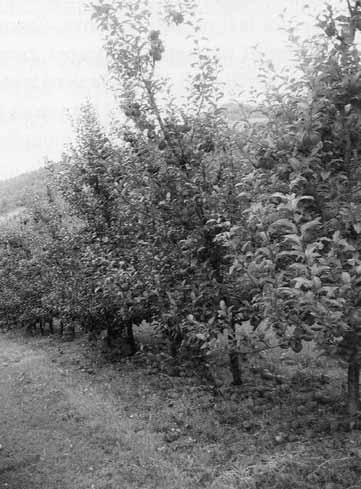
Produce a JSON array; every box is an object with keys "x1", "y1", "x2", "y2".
[
  {"x1": 268, "y1": 219, "x2": 298, "y2": 234},
  {"x1": 300, "y1": 218, "x2": 321, "y2": 236},
  {"x1": 341, "y1": 271, "x2": 351, "y2": 284},
  {"x1": 284, "y1": 233, "x2": 303, "y2": 248},
  {"x1": 294, "y1": 277, "x2": 313, "y2": 289}
]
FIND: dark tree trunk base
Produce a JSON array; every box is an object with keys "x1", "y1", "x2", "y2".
[
  {"x1": 125, "y1": 322, "x2": 137, "y2": 356},
  {"x1": 348, "y1": 362, "x2": 360, "y2": 422},
  {"x1": 229, "y1": 351, "x2": 242, "y2": 385},
  {"x1": 63, "y1": 324, "x2": 75, "y2": 341},
  {"x1": 39, "y1": 319, "x2": 44, "y2": 336}
]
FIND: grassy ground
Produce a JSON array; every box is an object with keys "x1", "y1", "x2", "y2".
[{"x1": 0, "y1": 331, "x2": 360, "y2": 489}]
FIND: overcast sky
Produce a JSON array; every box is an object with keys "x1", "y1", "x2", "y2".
[{"x1": 0, "y1": 0, "x2": 329, "y2": 180}]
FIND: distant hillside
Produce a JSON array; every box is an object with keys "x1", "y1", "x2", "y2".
[
  {"x1": 223, "y1": 101, "x2": 268, "y2": 124},
  {"x1": 0, "y1": 103, "x2": 264, "y2": 219},
  {"x1": 0, "y1": 168, "x2": 50, "y2": 217}
]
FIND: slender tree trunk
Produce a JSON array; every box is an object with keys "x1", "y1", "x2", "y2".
[
  {"x1": 59, "y1": 320, "x2": 64, "y2": 337},
  {"x1": 126, "y1": 322, "x2": 137, "y2": 355},
  {"x1": 229, "y1": 350, "x2": 242, "y2": 385},
  {"x1": 166, "y1": 319, "x2": 182, "y2": 358},
  {"x1": 48, "y1": 317, "x2": 54, "y2": 334},
  {"x1": 25, "y1": 322, "x2": 35, "y2": 336},
  {"x1": 348, "y1": 362, "x2": 360, "y2": 419},
  {"x1": 106, "y1": 324, "x2": 113, "y2": 348},
  {"x1": 228, "y1": 320, "x2": 242, "y2": 385},
  {"x1": 63, "y1": 323, "x2": 75, "y2": 341},
  {"x1": 39, "y1": 318, "x2": 44, "y2": 336},
  {"x1": 169, "y1": 336, "x2": 182, "y2": 358}
]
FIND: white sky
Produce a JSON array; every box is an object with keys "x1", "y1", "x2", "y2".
[{"x1": 0, "y1": 0, "x2": 332, "y2": 180}]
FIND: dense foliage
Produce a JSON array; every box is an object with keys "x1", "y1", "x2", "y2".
[{"x1": 2, "y1": 0, "x2": 361, "y2": 419}]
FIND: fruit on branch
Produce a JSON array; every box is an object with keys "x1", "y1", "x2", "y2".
[
  {"x1": 123, "y1": 102, "x2": 141, "y2": 119},
  {"x1": 168, "y1": 10, "x2": 184, "y2": 25},
  {"x1": 149, "y1": 30, "x2": 164, "y2": 62}
]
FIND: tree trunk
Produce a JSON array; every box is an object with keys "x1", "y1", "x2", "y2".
[
  {"x1": 166, "y1": 319, "x2": 183, "y2": 358},
  {"x1": 168, "y1": 337, "x2": 181, "y2": 358},
  {"x1": 228, "y1": 320, "x2": 242, "y2": 385},
  {"x1": 126, "y1": 322, "x2": 137, "y2": 355},
  {"x1": 348, "y1": 362, "x2": 360, "y2": 419},
  {"x1": 25, "y1": 322, "x2": 35, "y2": 336},
  {"x1": 63, "y1": 323, "x2": 75, "y2": 341},
  {"x1": 48, "y1": 317, "x2": 54, "y2": 334},
  {"x1": 39, "y1": 318, "x2": 44, "y2": 336},
  {"x1": 106, "y1": 325, "x2": 113, "y2": 348},
  {"x1": 229, "y1": 350, "x2": 242, "y2": 385}
]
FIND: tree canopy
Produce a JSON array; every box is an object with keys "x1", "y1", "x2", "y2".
[{"x1": 2, "y1": 0, "x2": 361, "y2": 419}]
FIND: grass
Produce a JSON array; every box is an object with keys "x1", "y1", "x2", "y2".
[{"x1": 0, "y1": 329, "x2": 361, "y2": 489}]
